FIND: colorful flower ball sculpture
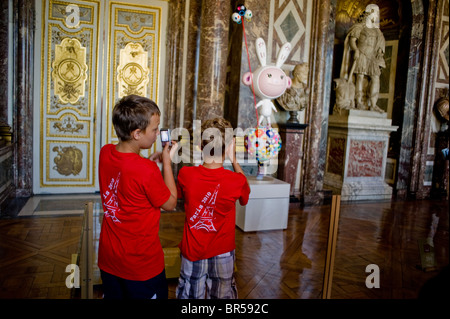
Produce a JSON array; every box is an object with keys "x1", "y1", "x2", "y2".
[{"x1": 246, "y1": 127, "x2": 282, "y2": 162}]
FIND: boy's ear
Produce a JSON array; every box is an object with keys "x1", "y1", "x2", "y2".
[{"x1": 131, "y1": 129, "x2": 141, "y2": 140}]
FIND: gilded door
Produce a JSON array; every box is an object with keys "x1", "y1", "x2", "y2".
[{"x1": 33, "y1": 0, "x2": 168, "y2": 194}]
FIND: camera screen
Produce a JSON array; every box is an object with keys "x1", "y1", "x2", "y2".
[{"x1": 161, "y1": 130, "x2": 169, "y2": 141}]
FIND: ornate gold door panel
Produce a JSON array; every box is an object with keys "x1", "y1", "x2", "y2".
[
  {"x1": 103, "y1": 1, "x2": 167, "y2": 152},
  {"x1": 33, "y1": 0, "x2": 168, "y2": 194}
]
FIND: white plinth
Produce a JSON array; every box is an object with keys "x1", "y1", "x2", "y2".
[
  {"x1": 235, "y1": 176, "x2": 290, "y2": 232},
  {"x1": 324, "y1": 110, "x2": 398, "y2": 201}
]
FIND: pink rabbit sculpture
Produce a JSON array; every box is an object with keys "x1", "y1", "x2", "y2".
[{"x1": 242, "y1": 38, "x2": 292, "y2": 127}]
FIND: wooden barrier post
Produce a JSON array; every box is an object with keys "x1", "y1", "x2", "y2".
[
  {"x1": 81, "y1": 202, "x2": 94, "y2": 299},
  {"x1": 322, "y1": 195, "x2": 341, "y2": 299}
]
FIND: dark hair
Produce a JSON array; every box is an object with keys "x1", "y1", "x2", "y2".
[
  {"x1": 201, "y1": 117, "x2": 233, "y2": 157},
  {"x1": 112, "y1": 95, "x2": 161, "y2": 141}
]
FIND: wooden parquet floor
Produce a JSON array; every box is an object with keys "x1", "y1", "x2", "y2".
[
  {"x1": 0, "y1": 198, "x2": 448, "y2": 299},
  {"x1": 0, "y1": 216, "x2": 83, "y2": 298}
]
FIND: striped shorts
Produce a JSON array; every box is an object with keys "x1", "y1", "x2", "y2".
[{"x1": 176, "y1": 250, "x2": 237, "y2": 299}]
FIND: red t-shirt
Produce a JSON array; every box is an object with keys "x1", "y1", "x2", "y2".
[
  {"x1": 177, "y1": 165, "x2": 250, "y2": 261},
  {"x1": 98, "y1": 144, "x2": 170, "y2": 281}
]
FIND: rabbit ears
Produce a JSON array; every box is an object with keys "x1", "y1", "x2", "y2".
[{"x1": 255, "y1": 37, "x2": 291, "y2": 68}]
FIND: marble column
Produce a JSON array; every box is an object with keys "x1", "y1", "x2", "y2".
[
  {"x1": 195, "y1": 0, "x2": 231, "y2": 121},
  {"x1": 0, "y1": 1, "x2": 9, "y2": 121},
  {"x1": 277, "y1": 123, "x2": 308, "y2": 201},
  {"x1": 395, "y1": 0, "x2": 425, "y2": 199},
  {"x1": 13, "y1": 0, "x2": 34, "y2": 197},
  {"x1": 163, "y1": 0, "x2": 202, "y2": 130},
  {"x1": 301, "y1": 0, "x2": 335, "y2": 205}
]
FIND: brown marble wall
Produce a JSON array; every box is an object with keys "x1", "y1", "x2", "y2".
[
  {"x1": 13, "y1": 0, "x2": 35, "y2": 197},
  {"x1": 0, "y1": 0, "x2": 445, "y2": 203},
  {"x1": 409, "y1": 0, "x2": 436, "y2": 199},
  {"x1": 164, "y1": 0, "x2": 231, "y2": 126},
  {"x1": 182, "y1": 0, "x2": 203, "y2": 127},
  {"x1": 225, "y1": 0, "x2": 335, "y2": 204},
  {"x1": 277, "y1": 123, "x2": 308, "y2": 198},
  {"x1": 164, "y1": 0, "x2": 202, "y2": 130},
  {"x1": 163, "y1": 0, "x2": 185, "y2": 129},
  {"x1": 0, "y1": 1, "x2": 8, "y2": 122},
  {"x1": 234, "y1": 0, "x2": 273, "y2": 130},
  {"x1": 196, "y1": 0, "x2": 231, "y2": 120},
  {"x1": 396, "y1": 0, "x2": 431, "y2": 199},
  {"x1": 414, "y1": 0, "x2": 449, "y2": 199},
  {"x1": 302, "y1": 0, "x2": 336, "y2": 205}
]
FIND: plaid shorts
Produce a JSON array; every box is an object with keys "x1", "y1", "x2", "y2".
[{"x1": 176, "y1": 250, "x2": 237, "y2": 299}]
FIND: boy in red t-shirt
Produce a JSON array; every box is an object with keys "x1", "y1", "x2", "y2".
[
  {"x1": 98, "y1": 94, "x2": 177, "y2": 299},
  {"x1": 176, "y1": 117, "x2": 251, "y2": 299}
]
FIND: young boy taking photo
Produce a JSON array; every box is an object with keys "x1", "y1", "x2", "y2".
[
  {"x1": 98, "y1": 94, "x2": 177, "y2": 299},
  {"x1": 176, "y1": 117, "x2": 250, "y2": 299}
]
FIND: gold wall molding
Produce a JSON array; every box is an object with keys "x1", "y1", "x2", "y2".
[
  {"x1": 48, "y1": 113, "x2": 89, "y2": 138},
  {"x1": 106, "y1": 2, "x2": 162, "y2": 146},
  {"x1": 117, "y1": 42, "x2": 150, "y2": 97},
  {"x1": 38, "y1": 0, "x2": 100, "y2": 189},
  {"x1": 48, "y1": 24, "x2": 93, "y2": 116},
  {"x1": 45, "y1": 140, "x2": 90, "y2": 183},
  {"x1": 52, "y1": 145, "x2": 83, "y2": 176},
  {"x1": 52, "y1": 37, "x2": 88, "y2": 104},
  {"x1": 115, "y1": 7, "x2": 156, "y2": 34},
  {"x1": 35, "y1": 0, "x2": 167, "y2": 191},
  {"x1": 50, "y1": 0, "x2": 95, "y2": 27}
]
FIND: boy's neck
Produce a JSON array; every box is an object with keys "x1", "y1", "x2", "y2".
[
  {"x1": 202, "y1": 157, "x2": 224, "y2": 169},
  {"x1": 115, "y1": 140, "x2": 140, "y2": 154}
]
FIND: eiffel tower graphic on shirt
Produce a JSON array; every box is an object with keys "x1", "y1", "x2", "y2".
[{"x1": 191, "y1": 184, "x2": 220, "y2": 232}]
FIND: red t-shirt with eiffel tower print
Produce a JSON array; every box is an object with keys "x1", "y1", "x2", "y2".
[
  {"x1": 177, "y1": 165, "x2": 250, "y2": 261},
  {"x1": 98, "y1": 144, "x2": 170, "y2": 281}
]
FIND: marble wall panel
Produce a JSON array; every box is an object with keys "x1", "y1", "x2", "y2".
[
  {"x1": 429, "y1": 0, "x2": 449, "y2": 198},
  {"x1": 195, "y1": 0, "x2": 230, "y2": 120},
  {"x1": 236, "y1": 0, "x2": 272, "y2": 130},
  {"x1": 302, "y1": 0, "x2": 335, "y2": 205},
  {"x1": 414, "y1": 0, "x2": 439, "y2": 199},
  {"x1": 0, "y1": 1, "x2": 8, "y2": 121},
  {"x1": 396, "y1": 0, "x2": 425, "y2": 198},
  {"x1": 14, "y1": 0, "x2": 34, "y2": 197},
  {"x1": 347, "y1": 140, "x2": 385, "y2": 178}
]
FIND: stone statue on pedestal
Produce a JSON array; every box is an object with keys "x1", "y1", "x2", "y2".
[
  {"x1": 334, "y1": 4, "x2": 386, "y2": 115},
  {"x1": 276, "y1": 63, "x2": 309, "y2": 123}
]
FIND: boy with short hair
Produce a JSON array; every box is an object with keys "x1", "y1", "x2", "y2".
[
  {"x1": 98, "y1": 94, "x2": 177, "y2": 299},
  {"x1": 176, "y1": 117, "x2": 251, "y2": 299}
]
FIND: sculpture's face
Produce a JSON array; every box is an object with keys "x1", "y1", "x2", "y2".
[
  {"x1": 293, "y1": 65, "x2": 308, "y2": 85},
  {"x1": 365, "y1": 4, "x2": 380, "y2": 28},
  {"x1": 256, "y1": 66, "x2": 291, "y2": 98}
]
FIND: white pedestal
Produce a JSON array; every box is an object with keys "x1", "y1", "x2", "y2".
[
  {"x1": 235, "y1": 176, "x2": 290, "y2": 232},
  {"x1": 324, "y1": 110, "x2": 398, "y2": 201}
]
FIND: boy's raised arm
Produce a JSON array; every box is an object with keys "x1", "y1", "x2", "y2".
[
  {"x1": 160, "y1": 142, "x2": 178, "y2": 211},
  {"x1": 226, "y1": 138, "x2": 247, "y2": 178}
]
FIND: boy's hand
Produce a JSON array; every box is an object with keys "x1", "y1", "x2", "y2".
[
  {"x1": 149, "y1": 151, "x2": 162, "y2": 162},
  {"x1": 162, "y1": 141, "x2": 178, "y2": 164},
  {"x1": 150, "y1": 141, "x2": 178, "y2": 163}
]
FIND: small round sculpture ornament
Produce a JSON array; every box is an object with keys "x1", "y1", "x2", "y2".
[{"x1": 246, "y1": 127, "x2": 282, "y2": 162}]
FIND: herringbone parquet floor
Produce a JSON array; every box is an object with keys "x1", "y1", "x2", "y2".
[{"x1": 0, "y1": 197, "x2": 448, "y2": 299}]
